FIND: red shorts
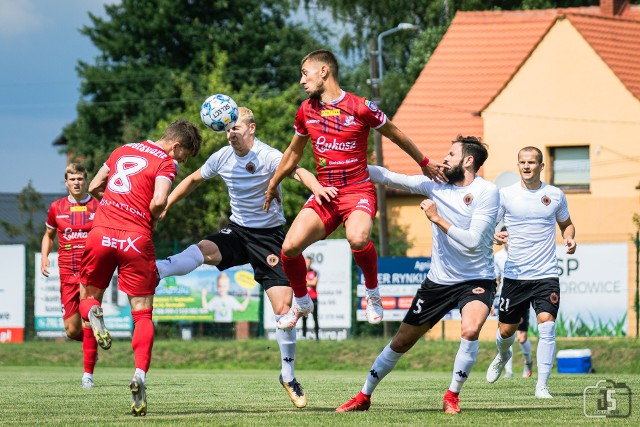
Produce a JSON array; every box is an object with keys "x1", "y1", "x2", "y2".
[
  {"x1": 303, "y1": 180, "x2": 377, "y2": 236},
  {"x1": 59, "y1": 274, "x2": 80, "y2": 320},
  {"x1": 80, "y1": 226, "x2": 158, "y2": 297}
]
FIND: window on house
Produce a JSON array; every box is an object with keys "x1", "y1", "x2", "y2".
[{"x1": 549, "y1": 146, "x2": 590, "y2": 191}]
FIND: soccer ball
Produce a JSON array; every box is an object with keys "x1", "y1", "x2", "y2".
[{"x1": 200, "y1": 94, "x2": 239, "y2": 132}]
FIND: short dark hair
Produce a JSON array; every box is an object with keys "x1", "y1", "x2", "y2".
[
  {"x1": 519, "y1": 146, "x2": 543, "y2": 163},
  {"x1": 452, "y1": 135, "x2": 488, "y2": 172},
  {"x1": 162, "y1": 119, "x2": 202, "y2": 157},
  {"x1": 301, "y1": 50, "x2": 339, "y2": 80}
]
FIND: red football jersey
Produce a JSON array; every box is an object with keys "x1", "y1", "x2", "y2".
[
  {"x1": 45, "y1": 195, "x2": 99, "y2": 276},
  {"x1": 93, "y1": 140, "x2": 176, "y2": 236},
  {"x1": 294, "y1": 91, "x2": 386, "y2": 187}
]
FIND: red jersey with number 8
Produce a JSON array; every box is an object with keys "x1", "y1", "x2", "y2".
[
  {"x1": 294, "y1": 91, "x2": 386, "y2": 188},
  {"x1": 93, "y1": 140, "x2": 176, "y2": 236}
]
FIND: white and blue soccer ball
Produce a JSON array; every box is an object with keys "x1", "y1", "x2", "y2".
[{"x1": 200, "y1": 94, "x2": 239, "y2": 132}]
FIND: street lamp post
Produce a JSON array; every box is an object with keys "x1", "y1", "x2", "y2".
[{"x1": 369, "y1": 23, "x2": 418, "y2": 258}]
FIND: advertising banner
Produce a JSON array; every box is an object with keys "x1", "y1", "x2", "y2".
[
  {"x1": 357, "y1": 256, "x2": 431, "y2": 322},
  {"x1": 263, "y1": 239, "x2": 352, "y2": 340},
  {"x1": 34, "y1": 252, "x2": 132, "y2": 338},
  {"x1": 554, "y1": 242, "x2": 628, "y2": 336},
  {"x1": 154, "y1": 264, "x2": 260, "y2": 322},
  {"x1": 0, "y1": 245, "x2": 25, "y2": 343}
]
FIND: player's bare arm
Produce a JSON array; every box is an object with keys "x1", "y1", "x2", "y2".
[
  {"x1": 292, "y1": 166, "x2": 338, "y2": 206},
  {"x1": 158, "y1": 168, "x2": 205, "y2": 221},
  {"x1": 558, "y1": 217, "x2": 576, "y2": 254},
  {"x1": 377, "y1": 121, "x2": 448, "y2": 183},
  {"x1": 88, "y1": 165, "x2": 109, "y2": 200},
  {"x1": 264, "y1": 134, "x2": 309, "y2": 211},
  {"x1": 149, "y1": 178, "x2": 172, "y2": 221},
  {"x1": 40, "y1": 227, "x2": 56, "y2": 277},
  {"x1": 420, "y1": 199, "x2": 451, "y2": 233}
]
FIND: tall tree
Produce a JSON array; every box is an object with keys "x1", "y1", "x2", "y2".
[{"x1": 63, "y1": 0, "x2": 325, "y2": 172}]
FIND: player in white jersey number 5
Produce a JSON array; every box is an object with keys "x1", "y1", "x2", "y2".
[
  {"x1": 486, "y1": 146, "x2": 576, "y2": 399},
  {"x1": 337, "y1": 136, "x2": 499, "y2": 415}
]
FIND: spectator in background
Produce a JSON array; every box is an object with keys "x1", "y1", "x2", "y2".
[{"x1": 301, "y1": 256, "x2": 319, "y2": 340}]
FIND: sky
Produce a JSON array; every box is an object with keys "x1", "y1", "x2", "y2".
[
  {"x1": 0, "y1": 0, "x2": 115, "y2": 194},
  {"x1": 0, "y1": 0, "x2": 335, "y2": 195}
]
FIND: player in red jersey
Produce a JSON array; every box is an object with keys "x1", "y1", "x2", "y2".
[
  {"x1": 264, "y1": 50, "x2": 447, "y2": 329},
  {"x1": 41, "y1": 163, "x2": 100, "y2": 388},
  {"x1": 78, "y1": 119, "x2": 202, "y2": 416}
]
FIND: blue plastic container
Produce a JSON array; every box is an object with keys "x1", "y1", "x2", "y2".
[{"x1": 557, "y1": 349, "x2": 592, "y2": 374}]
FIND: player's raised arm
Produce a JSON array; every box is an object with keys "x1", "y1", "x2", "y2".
[
  {"x1": 159, "y1": 167, "x2": 206, "y2": 220},
  {"x1": 264, "y1": 134, "x2": 309, "y2": 211},
  {"x1": 377, "y1": 120, "x2": 448, "y2": 183},
  {"x1": 88, "y1": 165, "x2": 109, "y2": 200},
  {"x1": 291, "y1": 166, "x2": 338, "y2": 206}
]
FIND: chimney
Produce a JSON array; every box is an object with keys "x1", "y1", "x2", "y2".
[{"x1": 600, "y1": 0, "x2": 629, "y2": 16}]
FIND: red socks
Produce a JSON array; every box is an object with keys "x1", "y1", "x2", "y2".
[
  {"x1": 352, "y1": 241, "x2": 378, "y2": 289},
  {"x1": 79, "y1": 297, "x2": 100, "y2": 321},
  {"x1": 280, "y1": 251, "x2": 308, "y2": 298},
  {"x1": 83, "y1": 326, "x2": 98, "y2": 374},
  {"x1": 131, "y1": 308, "x2": 154, "y2": 372}
]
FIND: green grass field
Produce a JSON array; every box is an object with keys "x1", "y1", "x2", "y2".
[
  {"x1": 0, "y1": 339, "x2": 638, "y2": 425},
  {"x1": 0, "y1": 368, "x2": 638, "y2": 425}
]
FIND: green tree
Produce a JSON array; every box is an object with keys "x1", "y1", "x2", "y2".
[{"x1": 63, "y1": 0, "x2": 324, "y2": 172}]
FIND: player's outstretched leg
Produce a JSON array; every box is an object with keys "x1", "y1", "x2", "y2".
[
  {"x1": 336, "y1": 391, "x2": 371, "y2": 412},
  {"x1": 279, "y1": 375, "x2": 307, "y2": 408},
  {"x1": 365, "y1": 287, "x2": 383, "y2": 324},
  {"x1": 88, "y1": 306, "x2": 111, "y2": 350},
  {"x1": 277, "y1": 295, "x2": 313, "y2": 330},
  {"x1": 129, "y1": 373, "x2": 147, "y2": 416}
]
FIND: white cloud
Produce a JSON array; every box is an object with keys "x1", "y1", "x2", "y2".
[{"x1": 0, "y1": 0, "x2": 43, "y2": 38}]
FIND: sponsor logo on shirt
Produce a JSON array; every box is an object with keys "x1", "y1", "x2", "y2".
[
  {"x1": 306, "y1": 119, "x2": 320, "y2": 124},
  {"x1": 70, "y1": 206, "x2": 87, "y2": 212},
  {"x1": 321, "y1": 109, "x2": 340, "y2": 117},
  {"x1": 314, "y1": 135, "x2": 356, "y2": 153},
  {"x1": 463, "y1": 194, "x2": 473, "y2": 205},
  {"x1": 541, "y1": 196, "x2": 551, "y2": 206},
  {"x1": 245, "y1": 162, "x2": 256, "y2": 174},
  {"x1": 266, "y1": 254, "x2": 279, "y2": 266},
  {"x1": 101, "y1": 235, "x2": 142, "y2": 253},
  {"x1": 100, "y1": 198, "x2": 148, "y2": 220},
  {"x1": 89, "y1": 213, "x2": 95, "y2": 221},
  {"x1": 344, "y1": 115, "x2": 355, "y2": 126},
  {"x1": 56, "y1": 215, "x2": 70, "y2": 219},
  {"x1": 364, "y1": 99, "x2": 379, "y2": 112},
  {"x1": 318, "y1": 158, "x2": 327, "y2": 167},
  {"x1": 62, "y1": 227, "x2": 88, "y2": 241}
]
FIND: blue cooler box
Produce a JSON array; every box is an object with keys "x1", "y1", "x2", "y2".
[{"x1": 557, "y1": 349, "x2": 592, "y2": 374}]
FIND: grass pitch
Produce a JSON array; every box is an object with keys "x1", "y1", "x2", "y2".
[{"x1": 1, "y1": 367, "x2": 637, "y2": 426}]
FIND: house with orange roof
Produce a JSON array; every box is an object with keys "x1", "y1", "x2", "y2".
[{"x1": 382, "y1": 0, "x2": 640, "y2": 338}]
